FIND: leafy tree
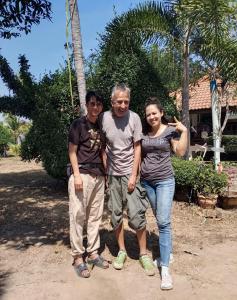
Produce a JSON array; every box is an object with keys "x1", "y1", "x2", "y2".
[
  {"x1": 4, "y1": 113, "x2": 30, "y2": 144},
  {"x1": 101, "y1": 0, "x2": 237, "y2": 157},
  {"x1": 147, "y1": 44, "x2": 206, "y2": 92},
  {"x1": 0, "y1": 54, "x2": 78, "y2": 178},
  {"x1": 0, "y1": 122, "x2": 13, "y2": 155},
  {"x1": 0, "y1": 122, "x2": 12, "y2": 144},
  {"x1": 21, "y1": 66, "x2": 79, "y2": 178},
  {"x1": 0, "y1": 0, "x2": 51, "y2": 39},
  {"x1": 0, "y1": 54, "x2": 36, "y2": 118},
  {"x1": 86, "y1": 43, "x2": 177, "y2": 117}
]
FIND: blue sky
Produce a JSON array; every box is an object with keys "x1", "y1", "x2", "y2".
[{"x1": 0, "y1": 0, "x2": 147, "y2": 95}]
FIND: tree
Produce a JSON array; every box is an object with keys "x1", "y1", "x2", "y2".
[
  {"x1": 4, "y1": 113, "x2": 30, "y2": 144},
  {"x1": 0, "y1": 122, "x2": 13, "y2": 156},
  {"x1": 21, "y1": 66, "x2": 78, "y2": 178},
  {"x1": 68, "y1": 0, "x2": 86, "y2": 115},
  {"x1": 86, "y1": 43, "x2": 176, "y2": 117},
  {"x1": 0, "y1": 54, "x2": 78, "y2": 178},
  {"x1": 101, "y1": 0, "x2": 237, "y2": 158},
  {"x1": 0, "y1": 0, "x2": 51, "y2": 39},
  {"x1": 147, "y1": 44, "x2": 206, "y2": 92},
  {"x1": 0, "y1": 55, "x2": 36, "y2": 119}
]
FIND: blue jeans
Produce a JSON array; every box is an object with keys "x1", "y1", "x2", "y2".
[{"x1": 141, "y1": 177, "x2": 175, "y2": 267}]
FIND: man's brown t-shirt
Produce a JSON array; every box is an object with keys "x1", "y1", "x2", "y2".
[{"x1": 68, "y1": 116, "x2": 104, "y2": 176}]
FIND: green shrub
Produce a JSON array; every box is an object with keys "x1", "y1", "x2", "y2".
[
  {"x1": 172, "y1": 157, "x2": 228, "y2": 196},
  {"x1": 172, "y1": 157, "x2": 200, "y2": 188},
  {"x1": 193, "y1": 163, "x2": 227, "y2": 196}
]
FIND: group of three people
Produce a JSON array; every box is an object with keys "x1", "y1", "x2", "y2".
[{"x1": 68, "y1": 83, "x2": 187, "y2": 290}]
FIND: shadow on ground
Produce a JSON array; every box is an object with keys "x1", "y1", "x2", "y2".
[
  {"x1": 0, "y1": 268, "x2": 11, "y2": 298},
  {"x1": 99, "y1": 228, "x2": 159, "y2": 260},
  {"x1": 0, "y1": 167, "x2": 160, "y2": 261},
  {"x1": 0, "y1": 170, "x2": 70, "y2": 250}
]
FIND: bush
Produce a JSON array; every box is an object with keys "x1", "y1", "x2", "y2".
[
  {"x1": 193, "y1": 163, "x2": 228, "y2": 196},
  {"x1": 172, "y1": 157, "x2": 200, "y2": 188},
  {"x1": 221, "y1": 135, "x2": 237, "y2": 153},
  {"x1": 21, "y1": 68, "x2": 79, "y2": 179},
  {"x1": 172, "y1": 157, "x2": 228, "y2": 197}
]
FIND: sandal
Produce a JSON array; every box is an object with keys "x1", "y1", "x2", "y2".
[
  {"x1": 87, "y1": 255, "x2": 109, "y2": 269},
  {"x1": 73, "y1": 262, "x2": 90, "y2": 278}
]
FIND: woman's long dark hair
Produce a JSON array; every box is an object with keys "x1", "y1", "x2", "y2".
[{"x1": 142, "y1": 97, "x2": 168, "y2": 135}]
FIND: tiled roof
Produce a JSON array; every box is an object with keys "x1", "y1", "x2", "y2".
[{"x1": 170, "y1": 75, "x2": 237, "y2": 111}]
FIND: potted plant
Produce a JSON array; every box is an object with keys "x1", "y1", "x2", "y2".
[{"x1": 193, "y1": 163, "x2": 228, "y2": 209}]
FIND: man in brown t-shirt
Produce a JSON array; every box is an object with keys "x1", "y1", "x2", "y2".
[{"x1": 68, "y1": 91, "x2": 108, "y2": 278}]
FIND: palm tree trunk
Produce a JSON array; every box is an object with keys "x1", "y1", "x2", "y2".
[
  {"x1": 69, "y1": 0, "x2": 87, "y2": 115},
  {"x1": 182, "y1": 28, "x2": 191, "y2": 159}
]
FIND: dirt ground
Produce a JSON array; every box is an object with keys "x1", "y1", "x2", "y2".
[{"x1": 0, "y1": 157, "x2": 237, "y2": 300}]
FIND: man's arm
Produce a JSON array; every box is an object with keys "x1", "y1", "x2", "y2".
[
  {"x1": 68, "y1": 142, "x2": 83, "y2": 191},
  {"x1": 101, "y1": 148, "x2": 107, "y2": 172},
  {"x1": 99, "y1": 113, "x2": 107, "y2": 172},
  {"x1": 128, "y1": 141, "x2": 141, "y2": 192}
]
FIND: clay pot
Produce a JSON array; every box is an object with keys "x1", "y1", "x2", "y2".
[
  {"x1": 220, "y1": 196, "x2": 237, "y2": 209},
  {"x1": 197, "y1": 193, "x2": 218, "y2": 209}
]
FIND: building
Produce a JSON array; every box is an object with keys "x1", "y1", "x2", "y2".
[{"x1": 171, "y1": 75, "x2": 237, "y2": 145}]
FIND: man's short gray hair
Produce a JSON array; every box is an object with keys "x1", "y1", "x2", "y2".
[{"x1": 111, "y1": 83, "x2": 130, "y2": 99}]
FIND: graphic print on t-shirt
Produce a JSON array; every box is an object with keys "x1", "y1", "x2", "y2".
[
  {"x1": 88, "y1": 128, "x2": 101, "y2": 150},
  {"x1": 140, "y1": 126, "x2": 179, "y2": 183}
]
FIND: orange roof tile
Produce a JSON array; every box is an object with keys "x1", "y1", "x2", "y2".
[{"x1": 171, "y1": 75, "x2": 237, "y2": 111}]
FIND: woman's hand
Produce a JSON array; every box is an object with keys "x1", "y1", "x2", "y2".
[
  {"x1": 168, "y1": 116, "x2": 187, "y2": 133},
  {"x1": 169, "y1": 117, "x2": 188, "y2": 156}
]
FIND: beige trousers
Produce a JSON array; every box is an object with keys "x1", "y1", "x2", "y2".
[{"x1": 68, "y1": 173, "x2": 105, "y2": 257}]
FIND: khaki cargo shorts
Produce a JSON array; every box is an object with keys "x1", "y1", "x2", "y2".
[{"x1": 108, "y1": 175, "x2": 149, "y2": 230}]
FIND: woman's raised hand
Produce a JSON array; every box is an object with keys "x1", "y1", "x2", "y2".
[{"x1": 168, "y1": 116, "x2": 187, "y2": 133}]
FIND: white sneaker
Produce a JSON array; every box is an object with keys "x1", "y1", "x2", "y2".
[
  {"x1": 153, "y1": 253, "x2": 174, "y2": 267},
  {"x1": 160, "y1": 272, "x2": 173, "y2": 290}
]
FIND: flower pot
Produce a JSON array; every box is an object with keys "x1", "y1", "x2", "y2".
[{"x1": 197, "y1": 193, "x2": 218, "y2": 209}]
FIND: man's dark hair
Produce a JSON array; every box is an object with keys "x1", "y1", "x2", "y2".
[{"x1": 86, "y1": 91, "x2": 104, "y2": 104}]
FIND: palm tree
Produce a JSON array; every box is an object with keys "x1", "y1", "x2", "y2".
[
  {"x1": 4, "y1": 113, "x2": 30, "y2": 144},
  {"x1": 68, "y1": 0, "x2": 87, "y2": 115},
  {"x1": 102, "y1": 0, "x2": 237, "y2": 158}
]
